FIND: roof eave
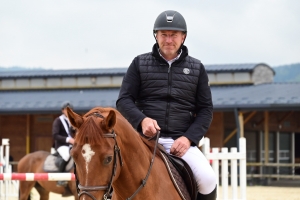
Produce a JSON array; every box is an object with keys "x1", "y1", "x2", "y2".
[{"x1": 213, "y1": 104, "x2": 300, "y2": 112}]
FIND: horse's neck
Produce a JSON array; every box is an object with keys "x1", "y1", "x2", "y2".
[
  {"x1": 115, "y1": 117, "x2": 156, "y2": 174},
  {"x1": 114, "y1": 131, "x2": 158, "y2": 197},
  {"x1": 118, "y1": 130, "x2": 151, "y2": 160},
  {"x1": 115, "y1": 118, "x2": 151, "y2": 160},
  {"x1": 116, "y1": 125, "x2": 154, "y2": 167},
  {"x1": 113, "y1": 117, "x2": 179, "y2": 199}
]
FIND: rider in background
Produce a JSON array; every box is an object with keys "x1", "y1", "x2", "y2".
[
  {"x1": 117, "y1": 10, "x2": 217, "y2": 200},
  {"x1": 52, "y1": 101, "x2": 75, "y2": 187}
]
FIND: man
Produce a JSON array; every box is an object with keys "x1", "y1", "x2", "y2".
[
  {"x1": 52, "y1": 101, "x2": 75, "y2": 187},
  {"x1": 117, "y1": 10, "x2": 217, "y2": 199}
]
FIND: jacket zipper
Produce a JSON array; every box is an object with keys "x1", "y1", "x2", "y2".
[{"x1": 165, "y1": 63, "x2": 172, "y2": 132}]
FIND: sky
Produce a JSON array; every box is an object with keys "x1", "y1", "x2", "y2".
[{"x1": 0, "y1": 0, "x2": 299, "y2": 70}]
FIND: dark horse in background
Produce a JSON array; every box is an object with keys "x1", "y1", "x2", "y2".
[{"x1": 17, "y1": 150, "x2": 78, "y2": 200}]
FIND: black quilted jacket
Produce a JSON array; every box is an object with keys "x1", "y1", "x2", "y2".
[{"x1": 116, "y1": 44, "x2": 213, "y2": 146}]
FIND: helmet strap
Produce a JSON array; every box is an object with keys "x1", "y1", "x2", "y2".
[
  {"x1": 153, "y1": 32, "x2": 159, "y2": 50},
  {"x1": 178, "y1": 32, "x2": 187, "y2": 53}
]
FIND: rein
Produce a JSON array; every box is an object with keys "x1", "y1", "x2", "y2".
[
  {"x1": 126, "y1": 131, "x2": 160, "y2": 200},
  {"x1": 74, "y1": 112, "x2": 160, "y2": 200}
]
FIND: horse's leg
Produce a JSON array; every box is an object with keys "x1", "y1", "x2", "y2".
[
  {"x1": 36, "y1": 190, "x2": 50, "y2": 200},
  {"x1": 19, "y1": 181, "x2": 36, "y2": 200},
  {"x1": 35, "y1": 183, "x2": 50, "y2": 200},
  {"x1": 69, "y1": 182, "x2": 79, "y2": 200}
]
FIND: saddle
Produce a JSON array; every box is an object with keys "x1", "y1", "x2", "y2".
[
  {"x1": 43, "y1": 152, "x2": 74, "y2": 172},
  {"x1": 159, "y1": 146, "x2": 198, "y2": 200}
]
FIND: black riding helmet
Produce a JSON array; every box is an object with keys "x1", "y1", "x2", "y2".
[
  {"x1": 153, "y1": 10, "x2": 187, "y2": 52},
  {"x1": 153, "y1": 10, "x2": 187, "y2": 33},
  {"x1": 61, "y1": 101, "x2": 73, "y2": 110}
]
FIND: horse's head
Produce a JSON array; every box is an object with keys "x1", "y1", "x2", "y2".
[{"x1": 67, "y1": 107, "x2": 123, "y2": 200}]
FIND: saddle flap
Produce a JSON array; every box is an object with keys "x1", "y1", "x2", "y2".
[
  {"x1": 168, "y1": 154, "x2": 198, "y2": 200},
  {"x1": 43, "y1": 154, "x2": 74, "y2": 172},
  {"x1": 160, "y1": 149, "x2": 198, "y2": 200}
]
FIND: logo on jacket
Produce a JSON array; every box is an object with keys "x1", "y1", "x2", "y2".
[{"x1": 183, "y1": 68, "x2": 190, "y2": 74}]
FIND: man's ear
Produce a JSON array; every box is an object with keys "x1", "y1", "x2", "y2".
[{"x1": 66, "y1": 107, "x2": 83, "y2": 129}]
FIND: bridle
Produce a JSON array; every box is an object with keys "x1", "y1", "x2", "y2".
[
  {"x1": 74, "y1": 112, "x2": 160, "y2": 200},
  {"x1": 74, "y1": 112, "x2": 123, "y2": 200}
]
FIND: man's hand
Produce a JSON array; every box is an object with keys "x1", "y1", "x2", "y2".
[
  {"x1": 141, "y1": 117, "x2": 160, "y2": 137},
  {"x1": 68, "y1": 138, "x2": 75, "y2": 144},
  {"x1": 170, "y1": 136, "x2": 191, "y2": 157}
]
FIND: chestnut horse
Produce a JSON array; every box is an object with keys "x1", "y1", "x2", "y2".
[
  {"x1": 17, "y1": 151, "x2": 78, "y2": 200},
  {"x1": 68, "y1": 106, "x2": 182, "y2": 200}
]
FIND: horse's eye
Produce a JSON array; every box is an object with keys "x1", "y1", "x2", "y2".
[{"x1": 103, "y1": 156, "x2": 113, "y2": 165}]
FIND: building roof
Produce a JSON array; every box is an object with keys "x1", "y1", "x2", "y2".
[
  {"x1": 0, "y1": 68, "x2": 128, "y2": 79},
  {"x1": 0, "y1": 63, "x2": 274, "y2": 79},
  {"x1": 212, "y1": 82, "x2": 300, "y2": 110},
  {"x1": 0, "y1": 88, "x2": 119, "y2": 114},
  {"x1": 0, "y1": 82, "x2": 299, "y2": 114},
  {"x1": 205, "y1": 63, "x2": 275, "y2": 73}
]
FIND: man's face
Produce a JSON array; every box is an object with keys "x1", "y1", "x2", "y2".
[
  {"x1": 155, "y1": 30, "x2": 186, "y2": 60},
  {"x1": 62, "y1": 108, "x2": 68, "y2": 116}
]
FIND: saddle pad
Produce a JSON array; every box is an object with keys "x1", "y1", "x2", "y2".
[
  {"x1": 160, "y1": 152, "x2": 191, "y2": 200},
  {"x1": 43, "y1": 154, "x2": 74, "y2": 172}
]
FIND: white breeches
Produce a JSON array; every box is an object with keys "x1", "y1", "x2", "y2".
[
  {"x1": 159, "y1": 137, "x2": 216, "y2": 194},
  {"x1": 57, "y1": 146, "x2": 71, "y2": 162}
]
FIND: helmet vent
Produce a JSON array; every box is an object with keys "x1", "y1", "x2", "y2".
[{"x1": 166, "y1": 13, "x2": 175, "y2": 23}]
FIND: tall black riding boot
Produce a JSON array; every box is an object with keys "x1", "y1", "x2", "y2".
[
  {"x1": 197, "y1": 186, "x2": 217, "y2": 200},
  {"x1": 57, "y1": 159, "x2": 68, "y2": 187}
]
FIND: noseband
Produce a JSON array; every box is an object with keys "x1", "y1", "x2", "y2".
[
  {"x1": 74, "y1": 112, "x2": 160, "y2": 200},
  {"x1": 74, "y1": 112, "x2": 123, "y2": 200}
]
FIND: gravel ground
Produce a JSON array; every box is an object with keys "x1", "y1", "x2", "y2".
[{"x1": 18, "y1": 186, "x2": 298, "y2": 200}]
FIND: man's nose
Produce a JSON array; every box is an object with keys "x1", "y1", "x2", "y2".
[{"x1": 166, "y1": 35, "x2": 172, "y2": 42}]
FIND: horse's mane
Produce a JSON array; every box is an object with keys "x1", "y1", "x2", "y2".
[
  {"x1": 74, "y1": 107, "x2": 114, "y2": 146},
  {"x1": 75, "y1": 106, "x2": 162, "y2": 158},
  {"x1": 75, "y1": 115, "x2": 104, "y2": 146}
]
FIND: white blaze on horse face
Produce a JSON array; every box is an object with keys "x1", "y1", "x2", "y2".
[{"x1": 82, "y1": 144, "x2": 95, "y2": 180}]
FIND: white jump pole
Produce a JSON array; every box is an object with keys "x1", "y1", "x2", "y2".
[
  {"x1": 1, "y1": 138, "x2": 10, "y2": 200},
  {"x1": 0, "y1": 173, "x2": 76, "y2": 181}
]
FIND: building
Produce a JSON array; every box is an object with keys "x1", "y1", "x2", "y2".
[{"x1": 0, "y1": 63, "x2": 299, "y2": 181}]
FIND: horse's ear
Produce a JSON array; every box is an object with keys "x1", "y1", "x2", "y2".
[
  {"x1": 66, "y1": 107, "x2": 83, "y2": 129},
  {"x1": 105, "y1": 110, "x2": 116, "y2": 130}
]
